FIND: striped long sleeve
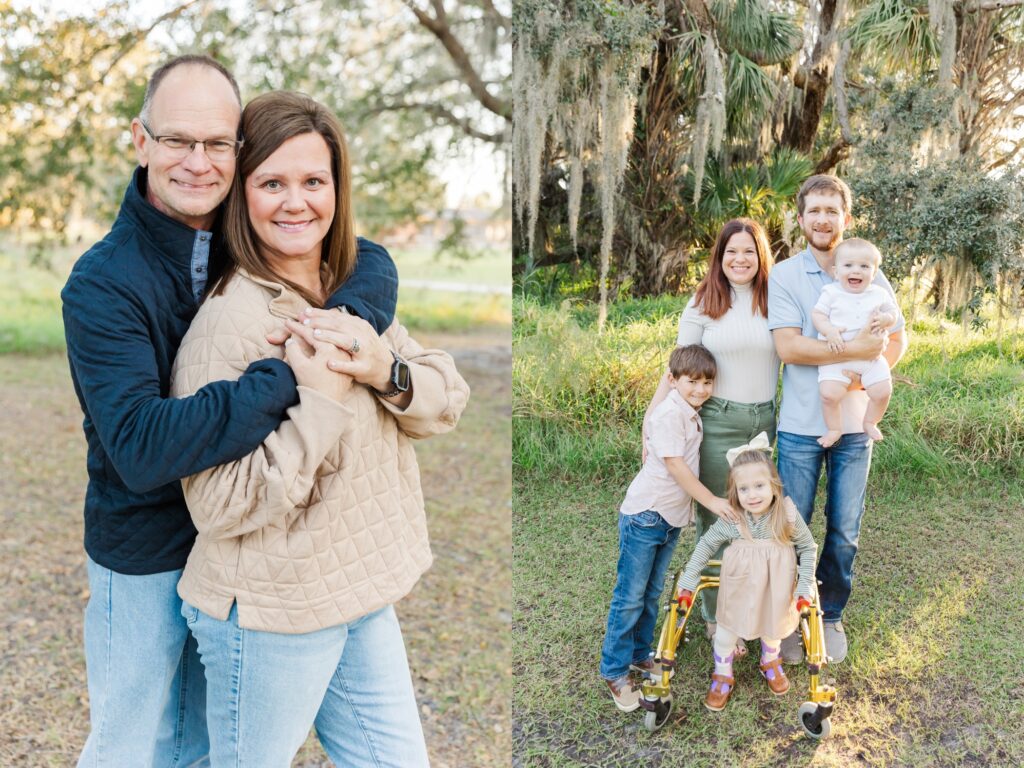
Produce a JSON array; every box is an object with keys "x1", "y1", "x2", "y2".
[{"x1": 676, "y1": 498, "x2": 817, "y2": 598}]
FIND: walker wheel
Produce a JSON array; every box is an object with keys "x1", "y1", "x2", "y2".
[
  {"x1": 798, "y1": 701, "x2": 831, "y2": 740},
  {"x1": 643, "y1": 696, "x2": 673, "y2": 732}
]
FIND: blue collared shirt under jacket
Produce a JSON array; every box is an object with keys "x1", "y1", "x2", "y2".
[{"x1": 62, "y1": 167, "x2": 398, "y2": 575}]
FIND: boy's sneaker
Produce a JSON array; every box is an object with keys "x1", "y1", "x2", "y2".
[
  {"x1": 824, "y1": 621, "x2": 848, "y2": 663},
  {"x1": 605, "y1": 675, "x2": 641, "y2": 712},
  {"x1": 631, "y1": 657, "x2": 674, "y2": 681},
  {"x1": 780, "y1": 630, "x2": 804, "y2": 665}
]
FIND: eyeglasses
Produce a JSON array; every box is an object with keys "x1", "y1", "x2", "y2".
[{"x1": 139, "y1": 119, "x2": 243, "y2": 159}]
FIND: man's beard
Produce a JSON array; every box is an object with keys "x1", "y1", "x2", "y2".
[{"x1": 804, "y1": 227, "x2": 842, "y2": 252}]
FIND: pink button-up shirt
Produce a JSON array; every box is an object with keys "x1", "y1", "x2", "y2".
[{"x1": 620, "y1": 389, "x2": 702, "y2": 528}]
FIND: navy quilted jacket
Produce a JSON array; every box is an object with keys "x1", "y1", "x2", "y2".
[{"x1": 62, "y1": 168, "x2": 398, "y2": 574}]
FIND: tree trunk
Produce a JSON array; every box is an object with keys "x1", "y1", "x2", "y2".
[{"x1": 782, "y1": 0, "x2": 842, "y2": 154}]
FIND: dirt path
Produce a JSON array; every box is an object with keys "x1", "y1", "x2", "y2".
[{"x1": 0, "y1": 330, "x2": 510, "y2": 767}]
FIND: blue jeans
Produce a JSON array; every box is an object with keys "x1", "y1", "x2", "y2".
[
  {"x1": 184, "y1": 602, "x2": 428, "y2": 768},
  {"x1": 599, "y1": 510, "x2": 681, "y2": 680},
  {"x1": 79, "y1": 557, "x2": 209, "y2": 768},
  {"x1": 776, "y1": 431, "x2": 873, "y2": 623}
]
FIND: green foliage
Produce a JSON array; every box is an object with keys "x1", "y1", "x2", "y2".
[
  {"x1": 848, "y1": 83, "x2": 1024, "y2": 295},
  {"x1": 1, "y1": 1, "x2": 509, "y2": 244},
  {"x1": 687, "y1": 147, "x2": 813, "y2": 245},
  {"x1": 712, "y1": 0, "x2": 802, "y2": 66},
  {"x1": 724, "y1": 52, "x2": 776, "y2": 136},
  {"x1": 845, "y1": 0, "x2": 939, "y2": 72}
]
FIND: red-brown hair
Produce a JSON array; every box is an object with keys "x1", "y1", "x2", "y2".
[{"x1": 693, "y1": 218, "x2": 773, "y2": 320}]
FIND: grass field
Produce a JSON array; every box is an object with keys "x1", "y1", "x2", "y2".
[
  {"x1": 0, "y1": 331, "x2": 510, "y2": 767},
  {"x1": 513, "y1": 295, "x2": 1024, "y2": 767},
  {"x1": 0, "y1": 239, "x2": 510, "y2": 355}
]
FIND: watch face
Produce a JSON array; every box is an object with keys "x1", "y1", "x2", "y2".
[{"x1": 394, "y1": 359, "x2": 411, "y2": 391}]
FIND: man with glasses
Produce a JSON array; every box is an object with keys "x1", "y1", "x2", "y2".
[{"x1": 62, "y1": 55, "x2": 398, "y2": 766}]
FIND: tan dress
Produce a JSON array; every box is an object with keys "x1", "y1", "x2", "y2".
[{"x1": 716, "y1": 519, "x2": 800, "y2": 641}]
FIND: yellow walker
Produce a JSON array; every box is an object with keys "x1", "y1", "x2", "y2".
[{"x1": 637, "y1": 562, "x2": 837, "y2": 739}]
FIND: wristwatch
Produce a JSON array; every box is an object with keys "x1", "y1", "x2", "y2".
[{"x1": 375, "y1": 351, "x2": 410, "y2": 398}]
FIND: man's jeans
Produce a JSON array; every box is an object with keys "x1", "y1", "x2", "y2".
[
  {"x1": 776, "y1": 431, "x2": 873, "y2": 623},
  {"x1": 79, "y1": 557, "x2": 209, "y2": 768},
  {"x1": 600, "y1": 510, "x2": 681, "y2": 680},
  {"x1": 184, "y1": 602, "x2": 429, "y2": 768}
]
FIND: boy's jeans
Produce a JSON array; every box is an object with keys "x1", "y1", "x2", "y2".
[
  {"x1": 776, "y1": 431, "x2": 873, "y2": 623},
  {"x1": 184, "y1": 601, "x2": 429, "y2": 768},
  {"x1": 600, "y1": 510, "x2": 681, "y2": 680},
  {"x1": 79, "y1": 556, "x2": 209, "y2": 768}
]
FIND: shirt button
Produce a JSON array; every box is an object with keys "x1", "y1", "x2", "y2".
[{"x1": 196, "y1": 266, "x2": 205, "y2": 273}]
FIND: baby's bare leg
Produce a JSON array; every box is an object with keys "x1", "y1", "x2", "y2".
[
  {"x1": 818, "y1": 381, "x2": 847, "y2": 448},
  {"x1": 863, "y1": 380, "x2": 892, "y2": 440}
]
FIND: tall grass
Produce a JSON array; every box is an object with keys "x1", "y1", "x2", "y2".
[{"x1": 513, "y1": 295, "x2": 1024, "y2": 482}]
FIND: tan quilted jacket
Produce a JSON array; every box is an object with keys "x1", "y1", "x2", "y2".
[{"x1": 170, "y1": 270, "x2": 469, "y2": 633}]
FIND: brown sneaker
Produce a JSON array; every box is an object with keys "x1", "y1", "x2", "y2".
[
  {"x1": 759, "y1": 657, "x2": 790, "y2": 695},
  {"x1": 704, "y1": 673, "x2": 735, "y2": 712},
  {"x1": 605, "y1": 675, "x2": 641, "y2": 712}
]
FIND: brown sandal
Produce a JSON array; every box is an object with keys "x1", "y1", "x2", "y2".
[
  {"x1": 759, "y1": 657, "x2": 790, "y2": 695},
  {"x1": 704, "y1": 673, "x2": 735, "y2": 711}
]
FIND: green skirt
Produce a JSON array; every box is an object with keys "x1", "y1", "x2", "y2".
[{"x1": 692, "y1": 396, "x2": 776, "y2": 624}]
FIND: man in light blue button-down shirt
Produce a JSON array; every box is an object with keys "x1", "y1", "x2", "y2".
[{"x1": 767, "y1": 175, "x2": 909, "y2": 665}]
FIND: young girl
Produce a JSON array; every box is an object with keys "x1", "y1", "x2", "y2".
[{"x1": 675, "y1": 435, "x2": 818, "y2": 711}]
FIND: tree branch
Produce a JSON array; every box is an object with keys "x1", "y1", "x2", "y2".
[
  {"x1": 94, "y1": 0, "x2": 205, "y2": 88},
  {"x1": 403, "y1": 0, "x2": 511, "y2": 120},
  {"x1": 364, "y1": 101, "x2": 506, "y2": 143},
  {"x1": 814, "y1": 137, "x2": 852, "y2": 174}
]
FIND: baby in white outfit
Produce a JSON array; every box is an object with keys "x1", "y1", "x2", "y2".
[{"x1": 812, "y1": 238, "x2": 899, "y2": 447}]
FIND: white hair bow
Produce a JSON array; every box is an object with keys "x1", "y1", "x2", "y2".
[{"x1": 725, "y1": 431, "x2": 771, "y2": 467}]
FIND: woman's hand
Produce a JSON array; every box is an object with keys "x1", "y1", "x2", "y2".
[
  {"x1": 288, "y1": 308, "x2": 394, "y2": 392},
  {"x1": 283, "y1": 323, "x2": 354, "y2": 403}
]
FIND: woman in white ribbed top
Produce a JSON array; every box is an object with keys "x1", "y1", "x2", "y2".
[{"x1": 642, "y1": 218, "x2": 781, "y2": 639}]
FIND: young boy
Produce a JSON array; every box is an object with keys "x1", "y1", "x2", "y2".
[
  {"x1": 599, "y1": 344, "x2": 735, "y2": 711},
  {"x1": 811, "y1": 238, "x2": 900, "y2": 447}
]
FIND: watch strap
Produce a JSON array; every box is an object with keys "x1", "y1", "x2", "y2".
[{"x1": 373, "y1": 351, "x2": 408, "y2": 398}]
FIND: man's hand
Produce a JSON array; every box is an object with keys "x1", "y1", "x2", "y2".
[{"x1": 842, "y1": 370, "x2": 863, "y2": 392}]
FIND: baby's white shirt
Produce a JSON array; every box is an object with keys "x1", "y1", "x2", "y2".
[{"x1": 814, "y1": 283, "x2": 896, "y2": 342}]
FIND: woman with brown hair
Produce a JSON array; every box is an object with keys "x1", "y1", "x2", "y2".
[
  {"x1": 170, "y1": 91, "x2": 469, "y2": 766},
  {"x1": 641, "y1": 218, "x2": 780, "y2": 644}
]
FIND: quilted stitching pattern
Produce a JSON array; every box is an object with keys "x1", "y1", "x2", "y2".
[{"x1": 170, "y1": 271, "x2": 469, "y2": 633}]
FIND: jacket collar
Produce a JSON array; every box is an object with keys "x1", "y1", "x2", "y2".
[
  {"x1": 237, "y1": 268, "x2": 310, "y2": 321},
  {"x1": 119, "y1": 166, "x2": 214, "y2": 267}
]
